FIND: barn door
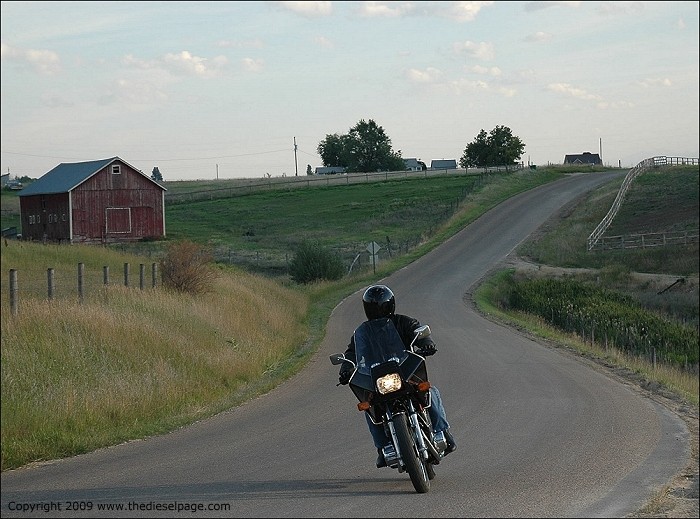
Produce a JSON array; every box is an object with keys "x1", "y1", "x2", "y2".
[{"x1": 105, "y1": 207, "x2": 131, "y2": 234}]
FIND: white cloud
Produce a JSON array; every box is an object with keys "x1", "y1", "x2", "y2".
[
  {"x1": 242, "y1": 57, "x2": 264, "y2": 73},
  {"x1": 358, "y1": 1, "x2": 415, "y2": 18},
  {"x1": 452, "y1": 40, "x2": 495, "y2": 61},
  {"x1": 122, "y1": 51, "x2": 228, "y2": 78},
  {"x1": 447, "y1": 1, "x2": 495, "y2": 22},
  {"x1": 524, "y1": 1, "x2": 581, "y2": 13},
  {"x1": 313, "y1": 36, "x2": 334, "y2": 49},
  {"x1": 547, "y1": 82, "x2": 602, "y2": 102},
  {"x1": 164, "y1": 51, "x2": 227, "y2": 78},
  {"x1": 275, "y1": 1, "x2": 332, "y2": 17},
  {"x1": 497, "y1": 86, "x2": 517, "y2": 97},
  {"x1": 1, "y1": 42, "x2": 61, "y2": 75},
  {"x1": 524, "y1": 31, "x2": 553, "y2": 42},
  {"x1": 406, "y1": 67, "x2": 442, "y2": 83},
  {"x1": 469, "y1": 65, "x2": 502, "y2": 76},
  {"x1": 637, "y1": 77, "x2": 673, "y2": 88}
]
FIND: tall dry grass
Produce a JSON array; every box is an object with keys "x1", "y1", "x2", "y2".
[{"x1": 1, "y1": 244, "x2": 308, "y2": 470}]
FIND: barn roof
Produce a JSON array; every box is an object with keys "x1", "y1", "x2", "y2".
[
  {"x1": 563, "y1": 152, "x2": 601, "y2": 165},
  {"x1": 430, "y1": 159, "x2": 457, "y2": 169},
  {"x1": 404, "y1": 158, "x2": 420, "y2": 169},
  {"x1": 19, "y1": 156, "x2": 165, "y2": 196}
]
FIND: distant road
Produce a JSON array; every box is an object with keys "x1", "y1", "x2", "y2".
[{"x1": 1, "y1": 171, "x2": 690, "y2": 518}]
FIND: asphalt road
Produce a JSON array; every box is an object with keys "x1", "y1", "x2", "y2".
[{"x1": 1, "y1": 171, "x2": 690, "y2": 518}]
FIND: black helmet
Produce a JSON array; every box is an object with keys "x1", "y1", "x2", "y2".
[{"x1": 362, "y1": 284, "x2": 395, "y2": 320}]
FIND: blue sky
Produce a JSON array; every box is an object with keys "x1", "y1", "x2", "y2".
[{"x1": 1, "y1": 1, "x2": 698, "y2": 181}]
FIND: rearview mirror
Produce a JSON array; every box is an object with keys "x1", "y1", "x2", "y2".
[
  {"x1": 329, "y1": 353, "x2": 346, "y2": 366},
  {"x1": 413, "y1": 324, "x2": 431, "y2": 339}
]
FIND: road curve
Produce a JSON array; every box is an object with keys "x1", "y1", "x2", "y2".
[{"x1": 1, "y1": 171, "x2": 690, "y2": 518}]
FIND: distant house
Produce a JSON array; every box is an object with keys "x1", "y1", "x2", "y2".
[
  {"x1": 430, "y1": 159, "x2": 458, "y2": 170},
  {"x1": 404, "y1": 158, "x2": 427, "y2": 171},
  {"x1": 19, "y1": 156, "x2": 166, "y2": 244},
  {"x1": 1, "y1": 173, "x2": 9, "y2": 188},
  {"x1": 564, "y1": 152, "x2": 602, "y2": 165},
  {"x1": 315, "y1": 166, "x2": 346, "y2": 175}
]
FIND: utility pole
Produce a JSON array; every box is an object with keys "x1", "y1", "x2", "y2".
[
  {"x1": 599, "y1": 138, "x2": 603, "y2": 165},
  {"x1": 294, "y1": 137, "x2": 299, "y2": 176},
  {"x1": 216, "y1": 163, "x2": 219, "y2": 180}
]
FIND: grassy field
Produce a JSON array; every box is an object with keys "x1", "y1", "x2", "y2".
[{"x1": 1, "y1": 164, "x2": 698, "y2": 471}]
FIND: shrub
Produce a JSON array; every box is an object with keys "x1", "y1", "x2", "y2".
[
  {"x1": 289, "y1": 240, "x2": 344, "y2": 284},
  {"x1": 160, "y1": 240, "x2": 218, "y2": 294}
]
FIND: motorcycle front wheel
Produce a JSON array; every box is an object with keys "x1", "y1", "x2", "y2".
[{"x1": 394, "y1": 413, "x2": 430, "y2": 493}]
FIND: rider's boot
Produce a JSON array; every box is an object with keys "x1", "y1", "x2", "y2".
[
  {"x1": 376, "y1": 447, "x2": 387, "y2": 468},
  {"x1": 443, "y1": 429, "x2": 457, "y2": 455}
]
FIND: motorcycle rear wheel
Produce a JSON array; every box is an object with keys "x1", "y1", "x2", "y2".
[{"x1": 394, "y1": 413, "x2": 430, "y2": 493}]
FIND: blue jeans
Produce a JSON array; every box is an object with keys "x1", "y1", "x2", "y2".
[{"x1": 366, "y1": 386, "x2": 450, "y2": 449}]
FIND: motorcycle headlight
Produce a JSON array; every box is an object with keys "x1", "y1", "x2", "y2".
[{"x1": 376, "y1": 373, "x2": 402, "y2": 394}]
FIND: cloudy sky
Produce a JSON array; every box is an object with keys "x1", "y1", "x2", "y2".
[{"x1": 1, "y1": 1, "x2": 698, "y2": 181}]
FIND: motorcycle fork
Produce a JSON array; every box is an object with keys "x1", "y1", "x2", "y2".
[
  {"x1": 386, "y1": 414, "x2": 401, "y2": 463},
  {"x1": 409, "y1": 408, "x2": 429, "y2": 460}
]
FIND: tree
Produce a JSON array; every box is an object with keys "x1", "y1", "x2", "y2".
[
  {"x1": 151, "y1": 167, "x2": 163, "y2": 181},
  {"x1": 459, "y1": 125, "x2": 524, "y2": 170},
  {"x1": 317, "y1": 133, "x2": 352, "y2": 168},
  {"x1": 317, "y1": 119, "x2": 404, "y2": 173}
]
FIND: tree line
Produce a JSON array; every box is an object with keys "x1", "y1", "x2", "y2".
[{"x1": 316, "y1": 119, "x2": 525, "y2": 174}]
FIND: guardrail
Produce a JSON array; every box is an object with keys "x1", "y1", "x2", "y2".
[{"x1": 587, "y1": 156, "x2": 698, "y2": 251}]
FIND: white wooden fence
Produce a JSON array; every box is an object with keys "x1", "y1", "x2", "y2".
[{"x1": 587, "y1": 156, "x2": 699, "y2": 251}]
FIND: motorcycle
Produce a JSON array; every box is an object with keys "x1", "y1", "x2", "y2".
[{"x1": 330, "y1": 318, "x2": 448, "y2": 493}]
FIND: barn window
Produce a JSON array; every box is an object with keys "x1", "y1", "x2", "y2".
[{"x1": 112, "y1": 164, "x2": 121, "y2": 175}]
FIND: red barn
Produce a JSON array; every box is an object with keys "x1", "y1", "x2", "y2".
[{"x1": 19, "y1": 157, "x2": 166, "y2": 244}]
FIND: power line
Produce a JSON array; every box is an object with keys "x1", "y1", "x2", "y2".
[{"x1": 0, "y1": 148, "x2": 292, "y2": 162}]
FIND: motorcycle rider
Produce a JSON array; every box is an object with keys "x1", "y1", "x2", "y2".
[{"x1": 338, "y1": 284, "x2": 457, "y2": 468}]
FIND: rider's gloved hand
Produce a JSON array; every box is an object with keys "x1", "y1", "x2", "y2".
[
  {"x1": 418, "y1": 342, "x2": 437, "y2": 356},
  {"x1": 338, "y1": 364, "x2": 353, "y2": 385}
]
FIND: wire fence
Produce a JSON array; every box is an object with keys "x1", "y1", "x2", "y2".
[
  {"x1": 164, "y1": 164, "x2": 524, "y2": 204},
  {"x1": 5, "y1": 262, "x2": 159, "y2": 315}
]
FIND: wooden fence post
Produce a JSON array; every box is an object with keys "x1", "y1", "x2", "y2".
[
  {"x1": 47, "y1": 268, "x2": 55, "y2": 300},
  {"x1": 139, "y1": 263, "x2": 145, "y2": 290},
  {"x1": 103, "y1": 265, "x2": 110, "y2": 286},
  {"x1": 9, "y1": 269, "x2": 18, "y2": 316},
  {"x1": 124, "y1": 263, "x2": 129, "y2": 287},
  {"x1": 77, "y1": 262, "x2": 84, "y2": 304},
  {"x1": 151, "y1": 262, "x2": 158, "y2": 288}
]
